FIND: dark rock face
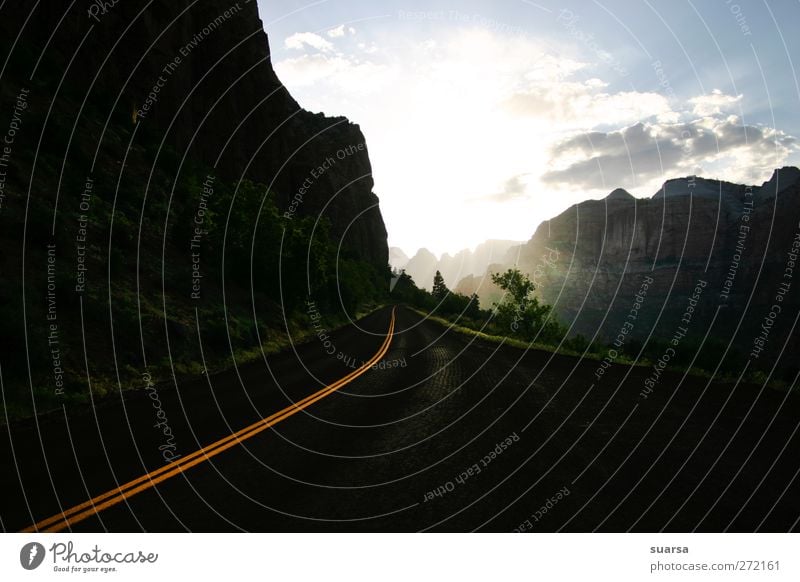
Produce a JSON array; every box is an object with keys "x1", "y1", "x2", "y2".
[
  {"x1": 606, "y1": 188, "x2": 634, "y2": 201},
  {"x1": 511, "y1": 167, "x2": 800, "y2": 365},
  {"x1": 0, "y1": 0, "x2": 387, "y2": 267}
]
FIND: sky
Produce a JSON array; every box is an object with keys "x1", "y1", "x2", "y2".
[{"x1": 256, "y1": 0, "x2": 800, "y2": 258}]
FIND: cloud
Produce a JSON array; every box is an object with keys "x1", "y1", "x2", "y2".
[
  {"x1": 690, "y1": 89, "x2": 742, "y2": 116},
  {"x1": 279, "y1": 27, "x2": 673, "y2": 129},
  {"x1": 285, "y1": 32, "x2": 333, "y2": 52},
  {"x1": 327, "y1": 25, "x2": 356, "y2": 38},
  {"x1": 274, "y1": 24, "x2": 799, "y2": 252},
  {"x1": 501, "y1": 50, "x2": 678, "y2": 127},
  {"x1": 477, "y1": 174, "x2": 530, "y2": 203},
  {"x1": 522, "y1": 54, "x2": 586, "y2": 82},
  {"x1": 505, "y1": 83, "x2": 676, "y2": 127},
  {"x1": 275, "y1": 53, "x2": 387, "y2": 91},
  {"x1": 542, "y1": 117, "x2": 796, "y2": 189},
  {"x1": 357, "y1": 42, "x2": 379, "y2": 54}
]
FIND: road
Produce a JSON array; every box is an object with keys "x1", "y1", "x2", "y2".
[{"x1": 2, "y1": 306, "x2": 798, "y2": 532}]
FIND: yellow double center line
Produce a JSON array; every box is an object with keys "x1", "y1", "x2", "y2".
[{"x1": 24, "y1": 307, "x2": 396, "y2": 533}]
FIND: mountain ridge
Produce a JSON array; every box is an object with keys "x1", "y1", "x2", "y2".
[
  {"x1": 400, "y1": 239, "x2": 523, "y2": 289},
  {"x1": 459, "y1": 166, "x2": 800, "y2": 373}
]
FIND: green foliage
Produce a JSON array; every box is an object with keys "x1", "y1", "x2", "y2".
[
  {"x1": 215, "y1": 179, "x2": 387, "y2": 318},
  {"x1": 336, "y1": 259, "x2": 383, "y2": 312},
  {"x1": 636, "y1": 337, "x2": 745, "y2": 379},
  {"x1": 491, "y1": 268, "x2": 564, "y2": 343},
  {"x1": 392, "y1": 268, "x2": 790, "y2": 392},
  {"x1": 2, "y1": 170, "x2": 389, "y2": 422},
  {"x1": 563, "y1": 333, "x2": 592, "y2": 353},
  {"x1": 491, "y1": 269, "x2": 536, "y2": 306},
  {"x1": 390, "y1": 269, "x2": 431, "y2": 307},
  {"x1": 432, "y1": 270, "x2": 448, "y2": 300},
  {"x1": 466, "y1": 293, "x2": 482, "y2": 319}
]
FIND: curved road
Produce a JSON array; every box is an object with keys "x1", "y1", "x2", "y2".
[{"x1": 2, "y1": 306, "x2": 798, "y2": 532}]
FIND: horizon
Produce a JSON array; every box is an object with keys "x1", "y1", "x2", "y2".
[
  {"x1": 259, "y1": 0, "x2": 800, "y2": 257},
  {"x1": 391, "y1": 163, "x2": 797, "y2": 260}
]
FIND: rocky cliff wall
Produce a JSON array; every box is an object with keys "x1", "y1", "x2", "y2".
[
  {"x1": 513, "y1": 169, "x2": 800, "y2": 366},
  {"x1": 0, "y1": 0, "x2": 387, "y2": 266}
]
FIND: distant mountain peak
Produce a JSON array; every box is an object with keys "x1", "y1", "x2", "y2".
[
  {"x1": 606, "y1": 188, "x2": 634, "y2": 201},
  {"x1": 412, "y1": 248, "x2": 437, "y2": 260},
  {"x1": 403, "y1": 240, "x2": 523, "y2": 290}
]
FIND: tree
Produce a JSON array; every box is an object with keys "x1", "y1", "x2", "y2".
[
  {"x1": 491, "y1": 269, "x2": 535, "y2": 308},
  {"x1": 465, "y1": 293, "x2": 482, "y2": 319},
  {"x1": 390, "y1": 269, "x2": 432, "y2": 308},
  {"x1": 432, "y1": 270, "x2": 449, "y2": 300},
  {"x1": 491, "y1": 268, "x2": 563, "y2": 343}
]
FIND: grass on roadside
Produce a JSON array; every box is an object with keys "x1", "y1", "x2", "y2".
[{"x1": 412, "y1": 307, "x2": 795, "y2": 392}]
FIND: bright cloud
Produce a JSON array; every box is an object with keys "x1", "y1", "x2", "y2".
[
  {"x1": 285, "y1": 32, "x2": 333, "y2": 52},
  {"x1": 505, "y1": 84, "x2": 676, "y2": 127},
  {"x1": 274, "y1": 25, "x2": 798, "y2": 255},
  {"x1": 276, "y1": 53, "x2": 387, "y2": 90},
  {"x1": 327, "y1": 25, "x2": 356, "y2": 38},
  {"x1": 690, "y1": 89, "x2": 743, "y2": 116}
]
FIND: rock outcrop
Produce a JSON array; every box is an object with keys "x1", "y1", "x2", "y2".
[
  {"x1": 469, "y1": 168, "x2": 800, "y2": 370},
  {"x1": 0, "y1": 1, "x2": 390, "y2": 416},
  {"x1": 0, "y1": 0, "x2": 387, "y2": 267}
]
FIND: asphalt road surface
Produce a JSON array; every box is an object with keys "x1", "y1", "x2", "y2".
[{"x1": 2, "y1": 306, "x2": 799, "y2": 532}]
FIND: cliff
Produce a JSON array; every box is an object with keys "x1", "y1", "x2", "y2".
[
  {"x1": 0, "y1": 1, "x2": 389, "y2": 418},
  {"x1": 0, "y1": 0, "x2": 387, "y2": 266},
  {"x1": 507, "y1": 167, "x2": 800, "y2": 372},
  {"x1": 454, "y1": 168, "x2": 800, "y2": 376}
]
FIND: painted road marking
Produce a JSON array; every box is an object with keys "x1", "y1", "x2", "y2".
[{"x1": 23, "y1": 307, "x2": 396, "y2": 533}]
